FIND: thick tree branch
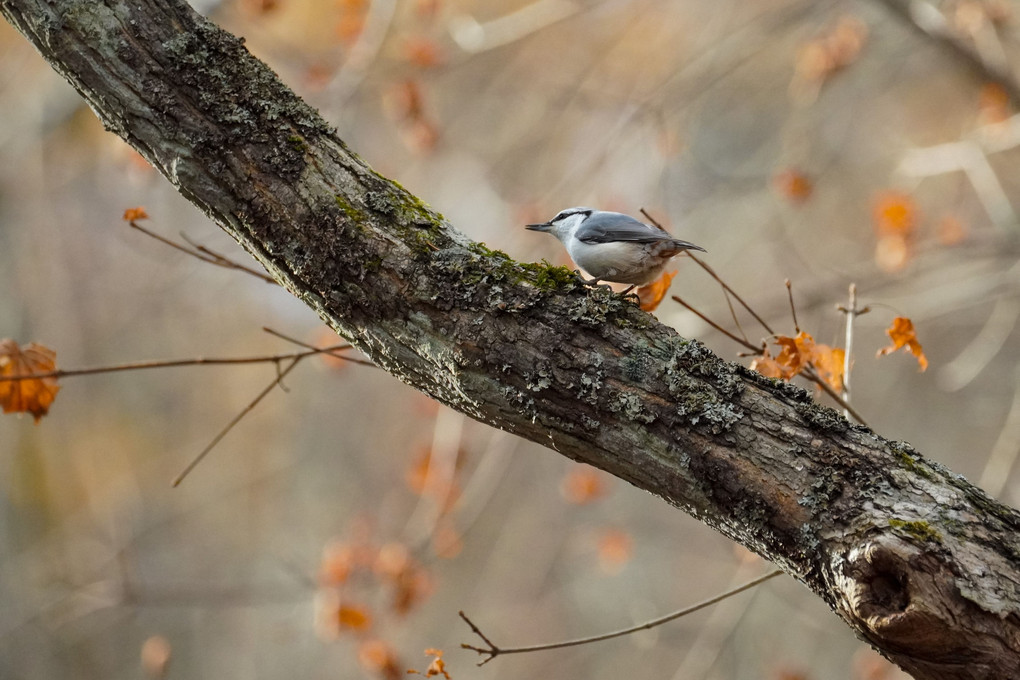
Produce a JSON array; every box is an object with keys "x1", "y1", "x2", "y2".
[{"x1": 3, "y1": 2, "x2": 1020, "y2": 677}]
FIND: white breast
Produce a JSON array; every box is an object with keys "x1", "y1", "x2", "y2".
[{"x1": 566, "y1": 240, "x2": 669, "y2": 285}]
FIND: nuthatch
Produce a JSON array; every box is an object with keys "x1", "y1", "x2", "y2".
[{"x1": 526, "y1": 207, "x2": 706, "y2": 289}]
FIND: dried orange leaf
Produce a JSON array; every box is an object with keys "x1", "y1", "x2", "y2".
[
  {"x1": 421, "y1": 649, "x2": 451, "y2": 679},
  {"x1": 773, "y1": 332, "x2": 814, "y2": 378},
  {"x1": 405, "y1": 447, "x2": 462, "y2": 510},
  {"x1": 636, "y1": 270, "x2": 675, "y2": 312},
  {"x1": 877, "y1": 317, "x2": 928, "y2": 371},
  {"x1": 403, "y1": 37, "x2": 444, "y2": 68},
  {"x1": 773, "y1": 169, "x2": 813, "y2": 204},
  {"x1": 561, "y1": 465, "x2": 609, "y2": 504},
  {"x1": 597, "y1": 528, "x2": 633, "y2": 574},
  {"x1": 749, "y1": 351, "x2": 790, "y2": 380},
  {"x1": 359, "y1": 639, "x2": 402, "y2": 680},
  {"x1": 338, "y1": 603, "x2": 373, "y2": 631},
  {"x1": 873, "y1": 191, "x2": 917, "y2": 237},
  {"x1": 978, "y1": 82, "x2": 1011, "y2": 125},
  {"x1": 320, "y1": 541, "x2": 357, "y2": 585},
  {"x1": 123, "y1": 206, "x2": 149, "y2": 222},
  {"x1": 811, "y1": 344, "x2": 846, "y2": 392},
  {"x1": 391, "y1": 563, "x2": 433, "y2": 616},
  {"x1": 0, "y1": 339, "x2": 60, "y2": 422}
]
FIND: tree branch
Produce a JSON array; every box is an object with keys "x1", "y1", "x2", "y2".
[{"x1": 3, "y1": 1, "x2": 1020, "y2": 677}]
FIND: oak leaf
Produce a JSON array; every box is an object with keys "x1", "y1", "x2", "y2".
[
  {"x1": 636, "y1": 270, "x2": 675, "y2": 312},
  {"x1": 0, "y1": 339, "x2": 60, "y2": 422},
  {"x1": 877, "y1": 317, "x2": 928, "y2": 371}
]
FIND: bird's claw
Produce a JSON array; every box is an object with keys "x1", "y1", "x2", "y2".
[{"x1": 573, "y1": 270, "x2": 614, "y2": 292}]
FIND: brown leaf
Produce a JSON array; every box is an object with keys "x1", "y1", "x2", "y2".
[
  {"x1": 749, "y1": 351, "x2": 791, "y2": 380},
  {"x1": 877, "y1": 317, "x2": 928, "y2": 371},
  {"x1": 811, "y1": 344, "x2": 846, "y2": 392},
  {"x1": 403, "y1": 37, "x2": 444, "y2": 68},
  {"x1": 0, "y1": 340, "x2": 60, "y2": 422},
  {"x1": 422, "y1": 649, "x2": 451, "y2": 679},
  {"x1": 773, "y1": 332, "x2": 813, "y2": 378},
  {"x1": 597, "y1": 528, "x2": 633, "y2": 574},
  {"x1": 757, "y1": 333, "x2": 844, "y2": 389},
  {"x1": 773, "y1": 169, "x2": 813, "y2": 204},
  {"x1": 636, "y1": 270, "x2": 675, "y2": 311},
  {"x1": 873, "y1": 191, "x2": 917, "y2": 237},
  {"x1": 560, "y1": 465, "x2": 609, "y2": 504},
  {"x1": 359, "y1": 639, "x2": 402, "y2": 680},
  {"x1": 337, "y1": 603, "x2": 373, "y2": 632},
  {"x1": 123, "y1": 206, "x2": 149, "y2": 222}
]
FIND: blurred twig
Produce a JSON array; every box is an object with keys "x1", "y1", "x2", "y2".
[{"x1": 875, "y1": 0, "x2": 1020, "y2": 103}]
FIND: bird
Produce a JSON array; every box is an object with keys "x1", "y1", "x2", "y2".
[{"x1": 526, "y1": 207, "x2": 706, "y2": 291}]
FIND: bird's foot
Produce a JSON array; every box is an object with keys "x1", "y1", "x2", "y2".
[
  {"x1": 574, "y1": 271, "x2": 615, "y2": 292},
  {"x1": 618, "y1": 285, "x2": 642, "y2": 304}
]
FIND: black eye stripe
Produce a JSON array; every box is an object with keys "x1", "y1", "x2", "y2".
[{"x1": 553, "y1": 208, "x2": 592, "y2": 222}]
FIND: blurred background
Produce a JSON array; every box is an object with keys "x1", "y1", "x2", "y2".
[{"x1": 2, "y1": 0, "x2": 1020, "y2": 678}]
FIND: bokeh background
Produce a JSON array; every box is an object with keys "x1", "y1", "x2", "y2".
[{"x1": 2, "y1": 0, "x2": 1020, "y2": 678}]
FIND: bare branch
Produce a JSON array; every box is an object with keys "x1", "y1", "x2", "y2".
[{"x1": 460, "y1": 569, "x2": 783, "y2": 665}]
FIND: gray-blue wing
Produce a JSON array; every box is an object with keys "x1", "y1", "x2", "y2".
[{"x1": 575, "y1": 212, "x2": 672, "y2": 244}]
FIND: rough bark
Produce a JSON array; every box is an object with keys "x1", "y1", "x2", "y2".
[{"x1": 2, "y1": 1, "x2": 1019, "y2": 677}]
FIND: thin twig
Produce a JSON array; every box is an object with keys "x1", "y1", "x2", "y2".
[
  {"x1": 672, "y1": 296, "x2": 759, "y2": 352},
  {"x1": 686, "y1": 252, "x2": 775, "y2": 336},
  {"x1": 460, "y1": 568, "x2": 783, "y2": 665},
  {"x1": 127, "y1": 218, "x2": 277, "y2": 284},
  {"x1": 841, "y1": 283, "x2": 857, "y2": 410},
  {"x1": 785, "y1": 279, "x2": 800, "y2": 334},
  {"x1": 171, "y1": 358, "x2": 302, "y2": 487},
  {"x1": 262, "y1": 327, "x2": 375, "y2": 367},
  {"x1": 178, "y1": 232, "x2": 278, "y2": 283},
  {"x1": 721, "y1": 289, "x2": 751, "y2": 346},
  {"x1": 802, "y1": 365, "x2": 870, "y2": 427},
  {"x1": 0, "y1": 344, "x2": 371, "y2": 382},
  {"x1": 836, "y1": 284, "x2": 870, "y2": 419},
  {"x1": 639, "y1": 208, "x2": 772, "y2": 336}
]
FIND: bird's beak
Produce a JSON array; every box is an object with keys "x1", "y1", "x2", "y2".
[{"x1": 526, "y1": 222, "x2": 552, "y2": 232}]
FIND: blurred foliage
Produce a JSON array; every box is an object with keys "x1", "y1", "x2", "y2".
[{"x1": 2, "y1": 1, "x2": 1019, "y2": 679}]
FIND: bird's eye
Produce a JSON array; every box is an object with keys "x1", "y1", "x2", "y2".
[{"x1": 553, "y1": 208, "x2": 590, "y2": 222}]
